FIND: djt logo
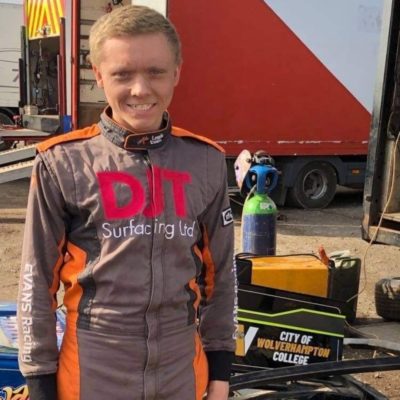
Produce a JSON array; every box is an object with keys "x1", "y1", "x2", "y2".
[{"x1": 97, "y1": 166, "x2": 192, "y2": 220}]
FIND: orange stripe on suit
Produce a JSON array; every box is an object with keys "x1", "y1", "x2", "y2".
[
  {"x1": 201, "y1": 226, "x2": 216, "y2": 301},
  {"x1": 172, "y1": 126, "x2": 225, "y2": 153},
  {"x1": 193, "y1": 332, "x2": 208, "y2": 400},
  {"x1": 58, "y1": 241, "x2": 86, "y2": 400},
  {"x1": 36, "y1": 124, "x2": 100, "y2": 153}
]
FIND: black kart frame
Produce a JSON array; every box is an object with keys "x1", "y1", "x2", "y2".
[{"x1": 229, "y1": 340, "x2": 400, "y2": 399}]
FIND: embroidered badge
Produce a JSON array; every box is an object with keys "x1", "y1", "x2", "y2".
[{"x1": 221, "y1": 207, "x2": 234, "y2": 226}]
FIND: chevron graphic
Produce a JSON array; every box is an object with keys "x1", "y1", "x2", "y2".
[{"x1": 26, "y1": 0, "x2": 65, "y2": 39}]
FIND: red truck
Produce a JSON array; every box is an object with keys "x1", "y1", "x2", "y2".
[
  {"x1": 0, "y1": 0, "x2": 383, "y2": 208},
  {"x1": 169, "y1": 0, "x2": 383, "y2": 207}
]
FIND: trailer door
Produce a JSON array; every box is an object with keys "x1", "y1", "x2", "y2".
[{"x1": 362, "y1": 0, "x2": 400, "y2": 246}]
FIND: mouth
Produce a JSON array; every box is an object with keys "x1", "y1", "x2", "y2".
[{"x1": 127, "y1": 103, "x2": 155, "y2": 111}]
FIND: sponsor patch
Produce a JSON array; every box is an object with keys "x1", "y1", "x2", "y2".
[
  {"x1": 221, "y1": 207, "x2": 234, "y2": 226},
  {"x1": 124, "y1": 132, "x2": 166, "y2": 150}
]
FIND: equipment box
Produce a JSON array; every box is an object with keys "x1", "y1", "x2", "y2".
[
  {"x1": 236, "y1": 253, "x2": 361, "y2": 322},
  {"x1": 234, "y1": 284, "x2": 346, "y2": 370}
]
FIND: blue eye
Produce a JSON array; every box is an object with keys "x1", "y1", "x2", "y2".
[
  {"x1": 148, "y1": 68, "x2": 166, "y2": 76},
  {"x1": 113, "y1": 71, "x2": 129, "y2": 80}
]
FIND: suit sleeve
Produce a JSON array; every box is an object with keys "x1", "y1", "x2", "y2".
[
  {"x1": 17, "y1": 153, "x2": 68, "y2": 387},
  {"x1": 198, "y1": 150, "x2": 237, "y2": 381}
]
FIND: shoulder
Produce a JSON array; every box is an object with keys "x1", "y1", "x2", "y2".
[
  {"x1": 171, "y1": 126, "x2": 225, "y2": 153},
  {"x1": 36, "y1": 124, "x2": 100, "y2": 153}
]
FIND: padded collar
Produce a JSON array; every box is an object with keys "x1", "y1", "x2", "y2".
[{"x1": 99, "y1": 106, "x2": 171, "y2": 151}]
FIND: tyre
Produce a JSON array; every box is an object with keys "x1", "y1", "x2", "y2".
[
  {"x1": 0, "y1": 110, "x2": 14, "y2": 125},
  {"x1": 375, "y1": 277, "x2": 400, "y2": 321},
  {"x1": 287, "y1": 161, "x2": 337, "y2": 208},
  {"x1": 0, "y1": 111, "x2": 14, "y2": 151}
]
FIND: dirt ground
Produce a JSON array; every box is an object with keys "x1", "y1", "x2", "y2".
[{"x1": 1, "y1": 179, "x2": 399, "y2": 398}]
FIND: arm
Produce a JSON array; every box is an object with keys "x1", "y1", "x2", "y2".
[
  {"x1": 206, "y1": 380, "x2": 230, "y2": 400},
  {"x1": 17, "y1": 155, "x2": 68, "y2": 399},
  {"x1": 198, "y1": 151, "x2": 237, "y2": 396}
]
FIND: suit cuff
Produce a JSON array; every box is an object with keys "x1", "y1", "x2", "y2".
[
  {"x1": 25, "y1": 373, "x2": 57, "y2": 400},
  {"x1": 206, "y1": 350, "x2": 234, "y2": 381}
]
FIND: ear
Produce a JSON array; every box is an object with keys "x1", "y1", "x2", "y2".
[
  {"x1": 173, "y1": 63, "x2": 182, "y2": 87},
  {"x1": 92, "y1": 65, "x2": 104, "y2": 88}
]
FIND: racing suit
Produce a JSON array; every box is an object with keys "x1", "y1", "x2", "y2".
[{"x1": 17, "y1": 108, "x2": 237, "y2": 400}]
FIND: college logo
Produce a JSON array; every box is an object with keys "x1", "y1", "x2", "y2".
[
  {"x1": 235, "y1": 324, "x2": 259, "y2": 356},
  {"x1": 0, "y1": 384, "x2": 29, "y2": 400}
]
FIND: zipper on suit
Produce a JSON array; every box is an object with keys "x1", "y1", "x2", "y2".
[
  {"x1": 143, "y1": 151, "x2": 158, "y2": 400},
  {"x1": 143, "y1": 150, "x2": 156, "y2": 319}
]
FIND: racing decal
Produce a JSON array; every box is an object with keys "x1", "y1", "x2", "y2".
[
  {"x1": 232, "y1": 256, "x2": 238, "y2": 339},
  {"x1": 19, "y1": 263, "x2": 33, "y2": 362},
  {"x1": 97, "y1": 167, "x2": 192, "y2": 219},
  {"x1": 97, "y1": 167, "x2": 197, "y2": 240},
  {"x1": 101, "y1": 219, "x2": 196, "y2": 240},
  {"x1": 0, "y1": 384, "x2": 29, "y2": 400},
  {"x1": 26, "y1": 0, "x2": 65, "y2": 39},
  {"x1": 221, "y1": 207, "x2": 233, "y2": 227},
  {"x1": 124, "y1": 132, "x2": 167, "y2": 150}
]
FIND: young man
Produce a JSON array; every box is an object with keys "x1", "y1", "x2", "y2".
[{"x1": 17, "y1": 5, "x2": 236, "y2": 400}]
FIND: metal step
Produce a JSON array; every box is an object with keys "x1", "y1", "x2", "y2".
[
  {"x1": 0, "y1": 127, "x2": 53, "y2": 139},
  {"x1": 0, "y1": 145, "x2": 36, "y2": 167},
  {"x1": 0, "y1": 160, "x2": 34, "y2": 184}
]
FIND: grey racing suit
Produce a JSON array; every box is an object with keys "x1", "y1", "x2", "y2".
[{"x1": 17, "y1": 108, "x2": 237, "y2": 400}]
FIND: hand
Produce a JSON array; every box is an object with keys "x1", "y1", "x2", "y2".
[{"x1": 205, "y1": 380, "x2": 229, "y2": 400}]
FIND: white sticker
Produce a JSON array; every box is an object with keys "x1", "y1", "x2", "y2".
[{"x1": 222, "y1": 207, "x2": 234, "y2": 226}]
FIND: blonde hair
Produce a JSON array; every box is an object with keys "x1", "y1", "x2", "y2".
[{"x1": 89, "y1": 5, "x2": 181, "y2": 66}]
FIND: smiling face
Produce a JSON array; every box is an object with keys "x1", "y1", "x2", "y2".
[{"x1": 93, "y1": 33, "x2": 181, "y2": 133}]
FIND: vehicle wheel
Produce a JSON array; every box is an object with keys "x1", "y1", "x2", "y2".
[
  {"x1": 287, "y1": 161, "x2": 337, "y2": 208},
  {"x1": 0, "y1": 111, "x2": 14, "y2": 151},
  {"x1": 375, "y1": 277, "x2": 400, "y2": 321}
]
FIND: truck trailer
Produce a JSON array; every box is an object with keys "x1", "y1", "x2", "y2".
[
  {"x1": 0, "y1": 1, "x2": 23, "y2": 139},
  {"x1": 0, "y1": 0, "x2": 384, "y2": 208},
  {"x1": 169, "y1": 0, "x2": 384, "y2": 208}
]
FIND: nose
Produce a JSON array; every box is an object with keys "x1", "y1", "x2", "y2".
[{"x1": 129, "y1": 74, "x2": 151, "y2": 97}]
